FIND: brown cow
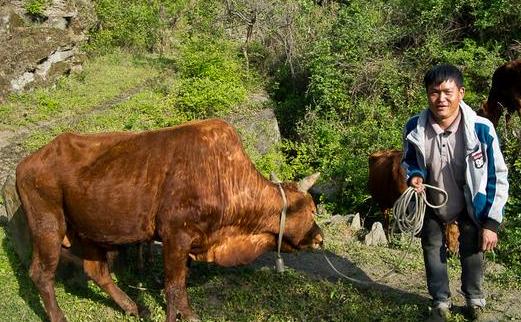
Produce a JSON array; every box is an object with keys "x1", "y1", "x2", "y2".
[
  {"x1": 16, "y1": 119, "x2": 324, "y2": 322},
  {"x1": 368, "y1": 149, "x2": 459, "y2": 253},
  {"x1": 368, "y1": 149, "x2": 407, "y2": 232},
  {"x1": 479, "y1": 59, "x2": 521, "y2": 127}
]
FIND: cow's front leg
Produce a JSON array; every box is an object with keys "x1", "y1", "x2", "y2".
[{"x1": 162, "y1": 233, "x2": 200, "y2": 322}]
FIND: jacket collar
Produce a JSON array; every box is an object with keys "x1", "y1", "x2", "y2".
[{"x1": 407, "y1": 100, "x2": 480, "y2": 154}]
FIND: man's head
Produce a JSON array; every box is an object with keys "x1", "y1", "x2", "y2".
[{"x1": 424, "y1": 64, "x2": 465, "y2": 124}]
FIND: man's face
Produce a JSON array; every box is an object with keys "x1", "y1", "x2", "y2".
[{"x1": 426, "y1": 79, "x2": 465, "y2": 122}]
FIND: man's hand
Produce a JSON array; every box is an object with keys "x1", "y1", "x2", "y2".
[
  {"x1": 481, "y1": 228, "x2": 498, "y2": 252},
  {"x1": 410, "y1": 176, "x2": 425, "y2": 193}
]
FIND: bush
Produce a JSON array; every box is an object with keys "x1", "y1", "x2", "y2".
[
  {"x1": 87, "y1": 0, "x2": 190, "y2": 53},
  {"x1": 498, "y1": 127, "x2": 521, "y2": 278},
  {"x1": 168, "y1": 37, "x2": 249, "y2": 118}
]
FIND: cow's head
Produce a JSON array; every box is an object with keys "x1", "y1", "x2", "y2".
[{"x1": 277, "y1": 173, "x2": 324, "y2": 252}]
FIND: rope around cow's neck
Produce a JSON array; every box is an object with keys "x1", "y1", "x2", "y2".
[
  {"x1": 324, "y1": 183, "x2": 448, "y2": 285},
  {"x1": 275, "y1": 182, "x2": 288, "y2": 273}
]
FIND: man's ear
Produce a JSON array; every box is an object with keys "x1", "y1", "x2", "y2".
[{"x1": 459, "y1": 86, "x2": 465, "y2": 98}]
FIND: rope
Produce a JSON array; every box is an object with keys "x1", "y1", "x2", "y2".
[
  {"x1": 391, "y1": 184, "x2": 448, "y2": 237},
  {"x1": 275, "y1": 182, "x2": 288, "y2": 273},
  {"x1": 324, "y1": 183, "x2": 448, "y2": 285}
]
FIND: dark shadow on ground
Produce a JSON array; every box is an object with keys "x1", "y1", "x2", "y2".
[
  {"x1": 1, "y1": 229, "x2": 152, "y2": 320},
  {"x1": 3, "y1": 232, "x2": 432, "y2": 321},
  {"x1": 2, "y1": 227, "x2": 47, "y2": 321},
  {"x1": 253, "y1": 249, "x2": 430, "y2": 305}
]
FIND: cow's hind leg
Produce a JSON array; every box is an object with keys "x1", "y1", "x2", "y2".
[
  {"x1": 19, "y1": 183, "x2": 68, "y2": 322},
  {"x1": 29, "y1": 230, "x2": 67, "y2": 322},
  {"x1": 81, "y1": 244, "x2": 139, "y2": 316}
]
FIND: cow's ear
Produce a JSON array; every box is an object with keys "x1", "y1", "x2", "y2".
[{"x1": 298, "y1": 172, "x2": 320, "y2": 192}]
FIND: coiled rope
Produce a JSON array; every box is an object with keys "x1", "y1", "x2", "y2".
[
  {"x1": 391, "y1": 184, "x2": 448, "y2": 236},
  {"x1": 324, "y1": 183, "x2": 448, "y2": 285}
]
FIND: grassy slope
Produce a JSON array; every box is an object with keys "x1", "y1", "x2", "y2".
[
  {"x1": 0, "y1": 50, "x2": 161, "y2": 132},
  {"x1": 0, "y1": 225, "x2": 430, "y2": 322},
  {"x1": 1, "y1": 51, "x2": 519, "y2": 322}
]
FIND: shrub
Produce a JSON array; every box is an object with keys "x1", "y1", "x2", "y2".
[{"x1": 168, "y1": 37, "x2": 249, "y2": 118}]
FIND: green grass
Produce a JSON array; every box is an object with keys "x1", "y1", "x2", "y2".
[
  {"x1": 2, "y1": 214, "x2": 519, "y2": 321},
  {"x1": 21, "y1": 84, "x2": 189, "y2": 152},
  {"x1": 0, "y1": 50, "x2": 162, "y2": 131},
  {"x1": 0, "y1": 227, "x2": 430, "y2": 322},
  {"x1": 2, "y1": 47, "x2": 519, "y2": 322}
]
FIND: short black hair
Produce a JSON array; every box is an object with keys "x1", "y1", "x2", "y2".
[{"x1": 424, "y1": 64, "x2": 464, "y2": 90}]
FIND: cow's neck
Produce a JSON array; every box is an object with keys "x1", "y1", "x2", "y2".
[{"x1": 189, "y1": 180, "x2": 291, "y2": 266}]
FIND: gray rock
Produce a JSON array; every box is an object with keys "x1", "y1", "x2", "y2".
[
  {"x1": 1, "y1": 173, "x2": 31, "y2": 266},
  {"x1": 226, "y1": 107, "x2": 281, "y2": 155},
  {"x1": 0, "y1": 0, "x2": 96, "y2": 99},
  {"x1": 350, "y1": 213, "x2": 362, "y2": 231},
  {"x1": 364, "y1": 222, "x2": 388, "y2": 246},
  {"x1": 329, "y1": 214, "x2": 348, "y2": 225}
]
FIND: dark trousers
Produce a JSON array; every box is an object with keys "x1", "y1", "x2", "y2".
[{"x1": 421, "y1": 209, "x2": 484, "y2": 305}]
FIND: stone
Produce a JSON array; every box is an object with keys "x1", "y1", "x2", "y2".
[
  {"x1": 364, "y1": 222, "x2": 388, "y2": 246},
  {"x1": 226, "y1": 106, "x2": 281, "y2": 155},
  {"x1": 329, "y1": 214, "x2": 348, "y2": 225},
  {"x1": 1, "y1": 173, "x2": 31, "y2": 266},
  {"x1": 350, "y1": 213, "x2": 362, "y2": 231},
  {"x1": 0, "y1": 0, "x2": 96, "y2": 99}
]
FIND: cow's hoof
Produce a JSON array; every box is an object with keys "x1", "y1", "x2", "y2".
[
  {"x1": 137, "y1": 303, "x2": 151, "y2": 319},
  {"x1": 176, "y1": 312, "x2": 200, "y2": 322},
  {"x1": 122, "y1": 300, "x2": 139, "y2": 316},
  {"x1": 50, "y1": 313, "x2": 68, "y2": 322}
]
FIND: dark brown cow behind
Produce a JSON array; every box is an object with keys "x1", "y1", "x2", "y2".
[
  {"x1": 16, "y1": 119, "x2": 324, "y2": 322},
  {"x1": 368, "y1": 149, "x2": 407, "y2": 231},
  {"x1": 479, "y1": 59, "x2": 521, "y2": 126},
  {"x1": 368, "y1": 149, "x2": 459, "y2": 253}
]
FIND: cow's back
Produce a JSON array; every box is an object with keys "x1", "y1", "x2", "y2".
[
  {"x1": 489, "y1": 59, "x2": 521, "y2": 115},
  {"x1": 17, "y1": 119, "x2": 260, "y2": 245}
]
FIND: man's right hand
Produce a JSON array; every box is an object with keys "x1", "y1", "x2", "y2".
[{"x1": 410, "y1": 176, "x2": 425, "y2": 193}]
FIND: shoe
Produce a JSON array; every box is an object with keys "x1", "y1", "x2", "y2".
[
  {"x1": 467, "y1": 305, "x2": 498, "y2": 322},
  {"x1": 468, "y1": 305, "x2": 484, "y2": 320},
  {"x1": 425, "y1": 305, "x2": 451, "y2": 322}
]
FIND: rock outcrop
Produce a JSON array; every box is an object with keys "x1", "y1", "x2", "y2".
[{"x1": 0, "y1": 0, "x2": 96, "y2": 100}]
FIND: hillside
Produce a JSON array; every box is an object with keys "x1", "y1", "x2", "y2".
[{"x1": 1, "y1": 0, "x2": 521, "y2": 321}]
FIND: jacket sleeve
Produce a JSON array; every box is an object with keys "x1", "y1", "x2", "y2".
[
  {"x1": 401, "y1": 118, "x2": 426, "y2": 184},
  {"x1": 482, "y1": 124, "x2": 509, "y2": 232}
]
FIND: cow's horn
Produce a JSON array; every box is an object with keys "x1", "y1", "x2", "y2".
[
  {"x1": 270, "y1": 172, "x2": 281, "y2": 183},
  {"x1": 298, "y1": 172, "x2": 320, "y2": 192}
]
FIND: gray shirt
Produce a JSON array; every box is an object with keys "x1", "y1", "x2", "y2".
[{"x1": 424, "y1": 109, "x2": 466, "y2": 223}]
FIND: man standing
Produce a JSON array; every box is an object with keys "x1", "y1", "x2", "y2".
[{"x1": 402, "y1": 64, "x2": 509, "y2": 321}]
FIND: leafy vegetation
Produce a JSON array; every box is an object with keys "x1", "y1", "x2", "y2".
[
  {"x1": 1, "y1": 0, "x2": 521, "y2": 320},
  {"x1": 23, "y1": 0, "x2": 49, "y2": 17}
]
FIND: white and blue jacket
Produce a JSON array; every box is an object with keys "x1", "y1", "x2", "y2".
[{"x1": 402, "y1": 101, "x2": 509, "y2": 232}]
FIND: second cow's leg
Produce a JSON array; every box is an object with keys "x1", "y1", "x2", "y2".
[
  {"x1": 162, "y1": 232, "x2": 199, "y2": 322},
  {"x1": 81, "y1": 244, "x2": 139, "y2": 316}
]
